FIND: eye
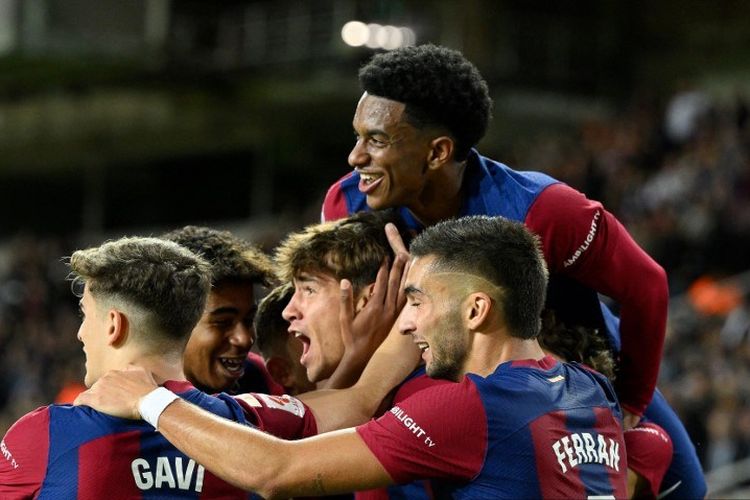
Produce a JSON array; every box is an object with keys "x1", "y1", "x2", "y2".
[
  {"x1": 303, "y1": 286, "x2": 316, "y2": 295},
  {"x1": 368, "y1": 136, "x2": 388, "y2": 148}
]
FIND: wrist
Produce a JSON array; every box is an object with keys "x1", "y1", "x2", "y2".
[{"x1": 138, "y1": 387, "x2": 179, "y2": 429}]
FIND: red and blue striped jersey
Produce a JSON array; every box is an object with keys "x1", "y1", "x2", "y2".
[
  {"x1": 0, "y1": 380, "x2": 316, "y2": 499},
  {"x1": 356, "y1": 356, "x2": 628, "y2": 498}
]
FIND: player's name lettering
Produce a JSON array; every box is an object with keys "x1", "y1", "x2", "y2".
[
  {"x1": 131, "y1": 456, "x2": 205, "y2": 492},
  {"x1": 563, "y1": 210, "x2": 601, "y2": 268},
  {"x1": 1, "y1": 439, "x2": 19, "y2": 469},
  {"x1": 552, "y1": 432, "x2": 621, "y2": 473},
  {"x1": 390, "y1": 406, "x2": 436, "y2": 448}
]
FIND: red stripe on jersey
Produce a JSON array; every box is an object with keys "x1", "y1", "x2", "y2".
[
  {"x1": 77, "y1": 430, "x2": 142, "y2": 499},
  {"x1": 321, "y1": 174, "x2": 353, "y2": 222},
  {"x1": 529, "y1": 411, "x2": 586, "y2": 498},
  {"x1": 594, "y1": 407, "x2": 629, "y2": 498}
]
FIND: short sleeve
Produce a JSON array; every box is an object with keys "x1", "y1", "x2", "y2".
[
  {"x1": 356, "y1": 378, "x2": 487, "y2": 484},
  {"x1": 624, "y1": 422, "x2": 673, "y2": 497},
  {"x1": 233, "y1": 393, "x2": 318, "y2": 440},
  {"x1": 0, "y1": 406, "x2": 50, "y2": 499}
]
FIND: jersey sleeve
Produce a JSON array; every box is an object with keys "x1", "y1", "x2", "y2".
[
  {"x1": 0, "y1": 406, "x2": 50, "y2": 499},
  {"x1": 624, "y1": 422, "x2": 673, "y2": 497},
  {"x1": 321, "y1": 173, "x2": 354, "y2": 222},
  {"x1": 525, "y1": 183, "x2": 668, "y2": 416},
  {"x1": 355, "y1": 378, "x2": 487, "y2": 484},
  {"x1": 232, "y1": 393, "x2": 318, "y2": 440}
]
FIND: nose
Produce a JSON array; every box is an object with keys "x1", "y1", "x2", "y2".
[
  {"x1": 348, "y1": 137, "x2": 369, "y2": 168},
  {"x1": 397, "y1": 309, "x2": 415, "y2": 336},
  {"x1": 282, "y1": 293, "x2": 300, "y2": 322},
  {"x1": 229, "y1": 322, "x2": 254, "y2": 350}
]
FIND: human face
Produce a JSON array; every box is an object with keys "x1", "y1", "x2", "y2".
[
  {"x1": 282, "y1": 272, "x2": 344, "y2": 383},
  {"x1": 76, "y1": 285, "x2": 110, "y2": 387},
  {"x1": 348, "y1": 92, "x2": 434, "y2": 210},
  {"x1": 398, "y1": 256, "x2": 469, "y2": 381},
  {"x1": 183, "y1": 282, "x2": 257, "y2": 393}
]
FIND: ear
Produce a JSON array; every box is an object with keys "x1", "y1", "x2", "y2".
[
  {"x1": 106, "y1": 309, "x2": 129, "y2": 347},
  {"x1": 354, "y1": 283, "x2": 376, "y2": 314},
  {"x1": 465, "y1": 292, "x2": 493, "y2": 330},
  {"x1": 265, "y1": 356, "x2": 293, "y2": 389},
  {"x1": 426, "y1": 135, "x2": 455, "y2": 171}
]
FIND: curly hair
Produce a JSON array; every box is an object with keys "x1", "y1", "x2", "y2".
[
  {"x1": 162, "y1": 226, "x2": 275, "y2": 287},
  {"x1": 538, "y1": 310, "x2": 617, "y2": 380},
  {"x1": 274, "y1": 209, "x2": 409, "y2": 293},
  {"x1": 359, "y1": 44, "x2": 492, "y2": 160},
  {"x1": 69, "y1": 237, "x2": 211, "y2": 344}
]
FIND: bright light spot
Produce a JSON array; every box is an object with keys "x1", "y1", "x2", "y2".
[
  {"x1": 377, "y1": 25, "x2": 403, "y2": 50},
  {"x1": 341, "y1": 20, "x2": 416, "y2": 50},
  {"x1": 400, "y1": 27, "x2": 416, "y2": 46},
  {"x1": 341, "y1": 21, "x2": 369, "y2": 47},
  {"x1": 365, "y1": 23, "x2": 382, "y2": 49}
]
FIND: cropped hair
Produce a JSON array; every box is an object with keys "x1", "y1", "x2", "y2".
[
  {"x1": 69, "y1": 237, "x2": 211, "y2": 344},
  {"x1": 410, "y1": 215, "x2": 548, "y2": 340},
  {"x1": 538, "y1": 310, "x2": 616, "y2": 380},
  {"x1": 359, "y1": 44, "x2": 492, "y2": 160},
  {"x1": 275, "y1": 210, "x2": 408, "y2": 292},
  {"x1": 255, "y1": 283, "x2": 294, "y2": 359},
  {"x1": 162, "y1": 226, "x2": 274, "y2": 287}
]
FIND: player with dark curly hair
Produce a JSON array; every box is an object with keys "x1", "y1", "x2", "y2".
[
  {"x1": 162, "y1": 225, "x2": 283, "y2": 396},
  {"x1": 322, "y1": 44, "x2": 704, "y2": 498}
]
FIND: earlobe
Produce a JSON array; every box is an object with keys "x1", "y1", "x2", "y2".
[
  {"x1": 355, "y1": 283, "x2": 375, "y2": 313},
  {"x1": 108, "y1": 310, "x2": 128, "y2": 347},
  {"x1": 466, "y1": 293, "x2": 492, "y2": 329},
  {"x1": 427, "y1": 136, "x2": 454, "y2": 170}
]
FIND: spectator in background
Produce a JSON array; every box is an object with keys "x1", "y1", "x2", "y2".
[
  {"x1": 255, "y1": 283, "x2": 315, "y2": 395},
  {"x1": 162, "y1": 225, "x2": 284, "y2": 395}
]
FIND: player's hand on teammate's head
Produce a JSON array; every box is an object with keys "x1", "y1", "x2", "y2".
[{"x1": 74, "y1": 364, "x2": 158, "y2": 420}]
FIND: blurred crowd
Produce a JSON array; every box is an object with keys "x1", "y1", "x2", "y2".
[{"x1": 1, "y1": 85, "x2": 749, "y2": 475}]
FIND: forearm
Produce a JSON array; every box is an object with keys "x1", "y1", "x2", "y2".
[
  {"x1": 156, "y1": 398, "x2": 289, "y2": 496},
  {"x1": 301, "y1": 327, "x2": 420, "y2": 433},
  {"x1": 157, "y1": 401, "x2": 390, "y2": 498}
]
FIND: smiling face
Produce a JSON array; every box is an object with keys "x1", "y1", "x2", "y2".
[
  {"x1": 348, "y1": 93, "x2": 435, "y2": 211},
  {"x1": 76, "y1": 285, "x2": 111, "y2": 387},
  {"x1": 183, "y1": 281, "x2": 257, "y2": 393},
  {"x1": 399, "y1": 256, "x2": 470, "y2": 381},
  {"x1": 281, "y1": 272, "x2": 345, "y2": 383}
]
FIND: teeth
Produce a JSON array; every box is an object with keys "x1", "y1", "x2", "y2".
[
  {"x1": 416, "y1": 342, "x2": 429, "y2": 353},
  {"x1": 360, "y1": 173, "x2": 382, "y2": 185},
  {"x1": 220, "y1": 358, "x2": 244, "y2": 373}
]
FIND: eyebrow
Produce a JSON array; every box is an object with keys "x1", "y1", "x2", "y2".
[{"x1": 404, "y1": 285, "x2": 424, "y2": 297}]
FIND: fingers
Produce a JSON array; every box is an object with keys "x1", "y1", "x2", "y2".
[
  {"x1": 339, "y1": 279, "x2": 355, "y2": 346},
  {"x1": 385, "y1": 223, "x2": 409, "y2": 257}
]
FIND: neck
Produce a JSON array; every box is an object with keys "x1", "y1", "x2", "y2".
[
  {"x1": 118, "y1": 347, "x2": 186, "y2": 385},
  {"x1": 463, "y1": 331, "x2": 546, "y2": 378},
  {"x1": 409, "y1": 159, "x2": 466, "y2": 226}
]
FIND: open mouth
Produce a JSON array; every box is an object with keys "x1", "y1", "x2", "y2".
[
  {"x1": 415, "y1": 341, "x2": 430, "y2": 353},
  {"x1": 219, "y1": 357, "x2": 245, "y2": 376},
  {"x1": 358, "y1": 172, "x2": 384, "y2": 194},
  {"x1": 293, "y1": 331, "x2": 312, "y2": 365}
]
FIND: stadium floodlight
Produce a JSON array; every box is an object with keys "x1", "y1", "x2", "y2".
[{"x1": 340, "y1": 20, "x2": 416, "y2": 50}]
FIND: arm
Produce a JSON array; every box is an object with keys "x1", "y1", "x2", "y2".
[
  {"x1": 0, "y1": 407, "x2": 50, "y2": 499},
  {"x1": 526, "y1": 184, "x2": 668, "y2": 419},
  {"x1": 76, "y1": 369, "x2": 392, "y2": 498},
  {"x1": 156, "y1": 405, "x2": 392, "y2": 498},
  {"x1": 299, "y1": 321, "x2": 420, "y2": 433}
]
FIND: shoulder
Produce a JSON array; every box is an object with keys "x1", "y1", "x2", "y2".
[{"x1": 321, "y1": 171, "x2": 365, "y2": 221}]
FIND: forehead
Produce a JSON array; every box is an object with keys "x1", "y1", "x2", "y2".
[{"x1": 353, "y1": 92, "x2": 408, "y2": 130}]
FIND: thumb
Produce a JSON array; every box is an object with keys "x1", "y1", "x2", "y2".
[{"x1": 339, "y1": 279, "x2": 354, "y2": 345}]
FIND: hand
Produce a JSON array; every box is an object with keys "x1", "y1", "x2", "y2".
[
  {"x1": 74, "y1": 364, "x2": 159, "y2": 420},
  {"x1": 322, "y1": 224, "x2": 411, "y2": 389},
  {"x1": 622, "y1": 409, "x2": 641, "y2": 431}
]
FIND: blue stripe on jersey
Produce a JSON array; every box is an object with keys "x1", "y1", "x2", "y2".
[{"x1": 338, "y1": 150, "x2": 559, "y2": 231}]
